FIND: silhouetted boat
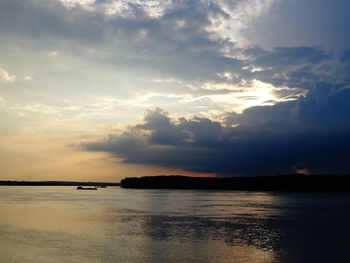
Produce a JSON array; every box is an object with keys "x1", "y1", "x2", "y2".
[{"x1": 76, "y1": 186, "x2": 97, "y2": 190}]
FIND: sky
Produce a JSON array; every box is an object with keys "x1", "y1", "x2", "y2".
[{"x1": 1, "y1": 0, "x2": 350, "y2": 181}]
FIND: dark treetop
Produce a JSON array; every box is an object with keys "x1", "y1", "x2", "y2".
[{"x1": 121, "y1": 174, "x2": 350, "y2": 192}]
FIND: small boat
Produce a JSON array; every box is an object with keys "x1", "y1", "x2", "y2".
[{"x1": 77, "y1": 186, "x2": 98, "y2": 190}]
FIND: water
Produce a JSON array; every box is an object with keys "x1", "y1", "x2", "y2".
[{"x1": 0, "y1": 186, "x2": 349, "y2": 263}]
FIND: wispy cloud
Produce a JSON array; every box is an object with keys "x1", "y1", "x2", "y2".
[
  {"x1": 0, "y1": 67, "x2": 15, "y2": 83},
  {"x1": 48, "y1": 50, "x2": 60, "y2": 57}
]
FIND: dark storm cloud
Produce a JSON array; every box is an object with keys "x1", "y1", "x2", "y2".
[{"x1": 84, "y1": 79, "x2": 350, "y2": 176}]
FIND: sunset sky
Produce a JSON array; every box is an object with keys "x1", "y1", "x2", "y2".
[{"x1": 1, "y1": 0, "x2": 350, "y2": 181}]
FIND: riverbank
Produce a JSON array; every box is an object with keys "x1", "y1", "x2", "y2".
[{"x1": 121, "y1": 174, "x2": 350, "y2": 192}]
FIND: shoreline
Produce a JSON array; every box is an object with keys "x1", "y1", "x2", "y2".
[
  {"x1": 0, "y1": 181, "x2": 120, "y2": 186},
  {"x1": 121, "y1": 174, "x2": 350, "y2": 193}
]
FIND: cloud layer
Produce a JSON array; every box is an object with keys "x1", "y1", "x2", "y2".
[{"x1": 1, "y1": 0, "x2": 350, "y2": 178}]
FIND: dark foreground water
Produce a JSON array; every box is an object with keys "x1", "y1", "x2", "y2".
[{"x1": 0, "y1": 187, "x2": 349, "y2": 263}]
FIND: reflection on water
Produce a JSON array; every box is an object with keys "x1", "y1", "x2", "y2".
[{"x1": 0, "y1": 187, "x2": 349, "y2": 262}]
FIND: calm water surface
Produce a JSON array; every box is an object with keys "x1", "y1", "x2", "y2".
[{"x1": 0, "y1": 186, "x2": 349, "y2": 263}]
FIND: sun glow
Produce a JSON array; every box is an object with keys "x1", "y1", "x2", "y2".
[{"x1": 197, "y1": 79, "x2": 298, "y2": 113}]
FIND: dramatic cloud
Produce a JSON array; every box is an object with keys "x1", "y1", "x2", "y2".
[
  {"x1": 1, "y1": 0, "x2": 349, "y2": 179},
  {"x1": 84, "y1": 78, "x2": 350, "y2": 176}
]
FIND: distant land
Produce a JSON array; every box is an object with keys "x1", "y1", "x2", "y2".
[
  {"x1": 121, "y1": 174, "x2": 350, "y2": 192},
  {"x1": 0, "y1": 181, "x2": 120, "y2": 186}
]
